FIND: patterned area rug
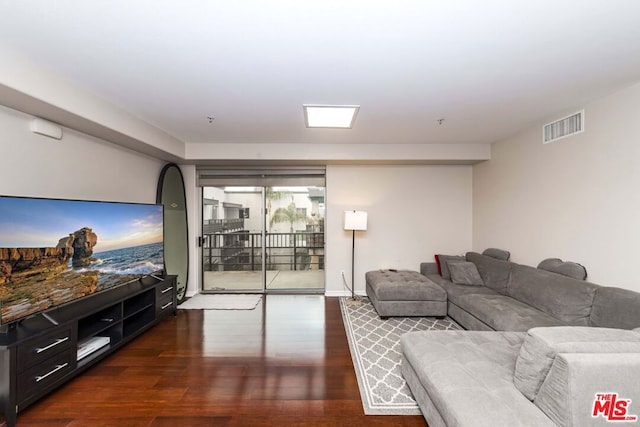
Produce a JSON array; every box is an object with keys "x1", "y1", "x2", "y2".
[{"x1": 340, "y1": 297, "x2": 461, "y2": 415}]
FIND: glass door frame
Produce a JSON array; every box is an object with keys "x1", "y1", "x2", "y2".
[
  {"x1": 200, "y1": 185, "x2": 325, "y2": 294},
  {"x1": 200, "y1": 186, "x2": 266, "y2": 294}
]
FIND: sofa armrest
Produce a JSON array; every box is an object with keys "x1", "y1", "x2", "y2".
[
  {"x1": 420, "y1": 262, "x2": 439, "y2": 276},
  {"x1": 534, "y1": 352, "x2": 640, "y2": 427}
]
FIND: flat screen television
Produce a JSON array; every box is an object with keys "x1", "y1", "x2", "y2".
[{"x1": 0, "y1": 195, "x2": 164, "y2": 326}]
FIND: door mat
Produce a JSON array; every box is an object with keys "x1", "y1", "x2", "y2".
[{"x1": 179, "y1": 294, "x2": 262, "y2": 310}]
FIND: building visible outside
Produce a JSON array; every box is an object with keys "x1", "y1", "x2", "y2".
[{"x1": 202, "y1": 186, "x2": 325, "y2": 292}]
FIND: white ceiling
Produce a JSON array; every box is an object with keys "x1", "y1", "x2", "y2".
[{"x1": 1, "y1": 0, "x2": 640, "y2": 147}]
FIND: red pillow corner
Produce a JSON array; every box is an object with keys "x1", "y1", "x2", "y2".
[{"x1": 435, "y1": 254, "x2": 442, "y2": 276}]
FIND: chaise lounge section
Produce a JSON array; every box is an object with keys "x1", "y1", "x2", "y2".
[{"x1": 401, "y1": 327, "x2": 640, "y2": 426}]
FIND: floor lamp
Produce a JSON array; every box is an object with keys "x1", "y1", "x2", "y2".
[{"x1": 344, "y1": 210, "x2": 368, "y2": 300}]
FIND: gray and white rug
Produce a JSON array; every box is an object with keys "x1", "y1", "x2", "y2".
[{"x1": 340, "y1": 297, "x2": 461, "y2": 415}]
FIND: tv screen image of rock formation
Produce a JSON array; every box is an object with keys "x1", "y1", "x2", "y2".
[{"x1": 0, "y1": 196, "x2": 164, "y2": 324}]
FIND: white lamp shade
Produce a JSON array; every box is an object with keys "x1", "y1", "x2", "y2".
[{"x1": 344, "y1": 210, "x2": 368, "y2": 231}]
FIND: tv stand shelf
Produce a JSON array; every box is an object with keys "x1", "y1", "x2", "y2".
[{"x1": 0, "y1": 275, "x2": 176, "y2": 427}]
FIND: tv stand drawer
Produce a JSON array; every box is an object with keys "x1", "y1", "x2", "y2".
[
  {"x1": 17, "y1": 350, "x2": 75, "y2": 403},
  {"x1": 156, "y1": 280, "x2": 176, "y2": 318},
  {"x1": 17, "y1": 326, "x2": 73, "y2": 373}
]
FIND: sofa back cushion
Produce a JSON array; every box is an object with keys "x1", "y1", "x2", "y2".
[
  {"x1": 537, "y1": 258, "x2": 587, "y2": 280},
  {"x1": 590, "y1": 286, "x2": 640, "y2": 329},
  {"x1": 482, "y1": 247, "x2": 511, "y2": 261},
  {"x1": 534, "y1": 352, "x2": 640, "y2": 427},
  {"x1": 507, "y1": 264, "x2": 598, "y2": 326},
  {"x1": 466, "y1": 252, "x2": 512, "y2": 294},
  {"x1": 514, "y1": 326, "x2": 640, "y2": 401}
]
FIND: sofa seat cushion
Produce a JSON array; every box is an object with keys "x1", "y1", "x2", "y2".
[
  {"x1": 401, "y1": 331, "x2": 556, "y2": 426},
  {"x1": 365, "y1": 270, "x2": 446, "y2": 301},
  {"x1": 426, "y1": 274, "x2": 498, "y2": 301},
  {"x1": 455, "y1": 293, "x2": 568, "y2": 332},
  {"x1": 514, "y1": 326, "x2": 640, "y2": 401}
]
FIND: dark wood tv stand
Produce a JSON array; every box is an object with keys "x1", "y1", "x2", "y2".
[{"x1": 0, "y1": 275, "x2": 177, "y2": 427}]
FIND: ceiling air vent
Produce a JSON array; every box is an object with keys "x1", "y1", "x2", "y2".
[{"x1": 543, "y1": 110, "x2": 584, "y2": 144}]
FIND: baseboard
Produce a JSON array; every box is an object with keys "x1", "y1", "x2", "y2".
[
  {"x1": 189, "y1": 290, "x2": 367, "y2": 298},
  {"x1": 188, "y1": 289, "x2": 364, "y2": 298},
  {"x1": 325, "y1": 290, "x2": 365, "y2": 297}
]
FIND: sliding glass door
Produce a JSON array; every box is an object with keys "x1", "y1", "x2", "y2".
[
  {"x1": 202, "y1": 186, "x2": 264, "y2": 292},
  {"x1": 201, "y1": 186, "x2": 324, "y2": 293},
  {"x1": 264, "y1": 187, "x2": 324, "y2": 291}
]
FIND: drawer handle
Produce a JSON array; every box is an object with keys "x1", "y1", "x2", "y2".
[
  {"x1": 35, "y1": 363, "x2": 69, "y2": 382},
  {"x1": 35, "y1": 337, "x2": 69, "y2": 354},
  {"x1": 100, "y1": 318, "x2": 115, "y2": 322},
  {"x1": 161, "y1": 286, "x2": 173, "y2": 294},
  {"x1": 161, "y1": 302, "x2": 173, "y2": 310}
]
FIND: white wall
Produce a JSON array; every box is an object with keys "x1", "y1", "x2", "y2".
[
  {"x1": 473, "y1": 82, "x2": 640, "y2": 291},
  {"x1": 0, "y1": 104, "x2": 164, "y2": 202},
  {"x1": 186, "y1": 141, "x2": 490, "y2": 163},
  {"x1": 0, "y1": 45, "x2": 185, "y2": 160},
  {"x1": 325, "y1": 165, "x2": 472, "y2": 296}
]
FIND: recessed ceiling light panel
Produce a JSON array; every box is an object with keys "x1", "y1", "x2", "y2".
[{"x1": 303, "y1": 104, "x2": 360, "y2": 129}]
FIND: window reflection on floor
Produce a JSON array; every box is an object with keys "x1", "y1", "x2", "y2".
[{"x1": 200, "y1": 294, "x2": 326, "y2": 360}]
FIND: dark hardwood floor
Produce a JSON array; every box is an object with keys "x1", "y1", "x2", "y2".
[{"x1": 17, "y1": 295, "x2": 427, "y2": 426}]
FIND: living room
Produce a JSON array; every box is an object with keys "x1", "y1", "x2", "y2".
[
  {"x1": 1, "y1": 2, "x2": 640, "y2": 426},
  {"x1": 2, "y1": 80, "x2": 639, "y2": 297}
]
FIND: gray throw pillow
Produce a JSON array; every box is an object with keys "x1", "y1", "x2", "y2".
[
  {"x1": 437, "y1": 254, "x2": 464, "y2": 280},
  {"x1": 447, "y1": 261, "x2": 484, "y2": 286}
]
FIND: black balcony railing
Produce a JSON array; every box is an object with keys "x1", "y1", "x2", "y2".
[
  {"x1": 203, "y1": 218, "x2": 245, "y2": 233},
  {"x1": 203, "y1": 231, "x2": 324, "y2": 272}
]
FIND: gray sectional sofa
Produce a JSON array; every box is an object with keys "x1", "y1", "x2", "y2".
[
  {"x1": 400, "y1": 251, "x2": 640, "y2": 426},
  {"x1": 421, "y1": 251, "x2": 640, "y2": 332}
]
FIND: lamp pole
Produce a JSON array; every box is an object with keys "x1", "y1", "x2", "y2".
[{"x1": 351, "y1": 229, "x2": 356, "y2": 300}]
